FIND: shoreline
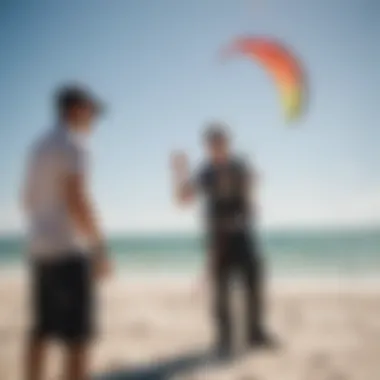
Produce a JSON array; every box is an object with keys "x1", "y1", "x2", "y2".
[{"x1": 2, "y1": 266, "x2": 380, "y2": 294}]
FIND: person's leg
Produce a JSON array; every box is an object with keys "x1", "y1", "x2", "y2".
[
  {"x1": 214, "y1": 267, "x2": 231, "y2": 350},
  {"x1": 211, "y1": 238, "x2": 232, "y2": 353},
  {"x1": 64, "y1": 342, "x2": 89, "y2": 380},
  {"x1": 59, "y1": 256, "x2": 94, "y2": 380},
  {"x1": 25, "y1": 336, "x2": 47, "y2": 380},
  {"x1": 247, "y1": 253, "x2": 265, "y2": 340},
  {"x1": 26, "y1": 262, "x2": 52, "y2": 380},
  {"x1": 238, "y1": 232, "x2": 265, "y2": 342}
]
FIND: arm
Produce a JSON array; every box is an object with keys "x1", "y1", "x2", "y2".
[
  {"x1": 64, "y1": 147, "x2": 110, "y2": 279},
  {"x1": 170, "y1": 152, "x2": 197, "y2": 206},
  {"x1": 65, "y1": 173, "x2": 104, "y2": 249},
  {"x1": 21, "y1": 150, "x2": 36, "y2": 215},
  {"x1": 21, "y1": 168, "x2": 33, "y2": 215}
]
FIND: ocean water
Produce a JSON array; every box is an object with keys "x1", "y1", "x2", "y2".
[{"x1": 0, "y1": 228, "x2": 379, "y2": 279}]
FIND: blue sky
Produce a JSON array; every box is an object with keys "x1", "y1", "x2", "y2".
[{"x1": 0, "y1": 0, "x2": 378, "y2": 233}]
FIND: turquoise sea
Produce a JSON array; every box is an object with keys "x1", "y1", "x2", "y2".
[{"x1": 0, "y1": 227, "x2": 379, "y2": 279}]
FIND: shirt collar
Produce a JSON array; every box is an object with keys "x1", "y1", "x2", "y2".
[{"x1": 54, "y1": 122, "x2": 87, "y2": 147}]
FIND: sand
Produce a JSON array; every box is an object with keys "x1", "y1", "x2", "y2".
[{"x1": 1, "y1": 271, "x2": 380, "y2": 380}]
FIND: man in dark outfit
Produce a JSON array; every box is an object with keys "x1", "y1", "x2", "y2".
[{"x1": 171, "y1": 122, "x2": 274, "y2": 356}]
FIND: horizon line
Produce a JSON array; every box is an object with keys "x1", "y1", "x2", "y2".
[{"x1": 0, "y1": 223, "x2": 379, "y2": 239}]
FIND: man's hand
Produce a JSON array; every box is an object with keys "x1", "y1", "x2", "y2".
[
  {"x1": 93, "y1": 256, "x2": 112, "y2": 281},
  {"x1": 170, "y1": 151, "x2": 195, "y2": 205},
  {"x1": 170, "y1": 151, "x2": 189, "y2": 179},
  {"x1": 92, "y1": 243, "x2": 112, "y2": 281}
]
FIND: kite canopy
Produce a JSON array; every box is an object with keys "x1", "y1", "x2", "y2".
[{"x1": 222, "y1": 36, "x2": 306, "y2": 122}]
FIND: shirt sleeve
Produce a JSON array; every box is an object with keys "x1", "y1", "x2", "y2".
[{"x1": 64, "y1": 141, "x2": 88, "y2": 176}]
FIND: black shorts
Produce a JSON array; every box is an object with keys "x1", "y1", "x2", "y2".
[{"x1": 30, "y1": 254, "x2": 94, "y2": 344}]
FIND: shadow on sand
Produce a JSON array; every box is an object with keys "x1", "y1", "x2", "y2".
[{"x1": 94, "y1": 349, "x2": 225, "y2": 380}]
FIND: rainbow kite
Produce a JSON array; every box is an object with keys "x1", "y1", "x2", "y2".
[{"x1": 222, "y1": 36, "x2": 307, "y2": 122}]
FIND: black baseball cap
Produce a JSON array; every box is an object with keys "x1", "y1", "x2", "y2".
[
  {"x1": 203, "y1": 121, "x2": 230, "y2": 143},
  {"x1": 55, "y1": 84, "x2": 105, "y2": 116}
]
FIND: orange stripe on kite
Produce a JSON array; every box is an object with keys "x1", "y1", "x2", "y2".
[{"x1": 222, "y1": 36, "x2": 307, "y2": 122}]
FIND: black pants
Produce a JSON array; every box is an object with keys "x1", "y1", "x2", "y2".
[
  {"x1": 210, "y1": 230, "x2": 264, "y2": 347},
  {"x1": 31, "y1": 255, "x2": 94, "y2": 344}
]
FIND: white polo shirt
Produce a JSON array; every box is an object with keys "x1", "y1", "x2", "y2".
[{"x1": 24, "y1": 125, "x2": 90, "y2": 259}]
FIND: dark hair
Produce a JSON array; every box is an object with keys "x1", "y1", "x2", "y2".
[
  {"x1": 203, "y1": 121, "x2": 230, "y2": 143},
  {"x1": 55, "y1": 84, "x2": 104, "y2": 118}
]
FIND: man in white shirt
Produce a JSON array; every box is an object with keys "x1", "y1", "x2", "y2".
[{"x1": 23, "y1": 85, "x2": 111, "y2": 380}]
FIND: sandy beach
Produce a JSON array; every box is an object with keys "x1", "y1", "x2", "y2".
[{"x1": 1, "y1": 272, "x2": 380, "y2": 380}]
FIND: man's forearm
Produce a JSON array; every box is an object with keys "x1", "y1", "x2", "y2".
[
  {"x1": 170, "y1": 152, "x2": 196, "y2": 205},
  {"x1": 173, "y1": 177, "x2": 195, "y2": 204},
  {"x1": 65, "y1": 170, "x2": 109, "y2": 265},
  {"x1": 70, "y1": 198, "x2": 105, "y2": 249}
]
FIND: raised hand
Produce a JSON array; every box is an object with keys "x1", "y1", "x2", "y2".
[{"x1": 170, "y1": 151, "x2": 189, "y2": 177}]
